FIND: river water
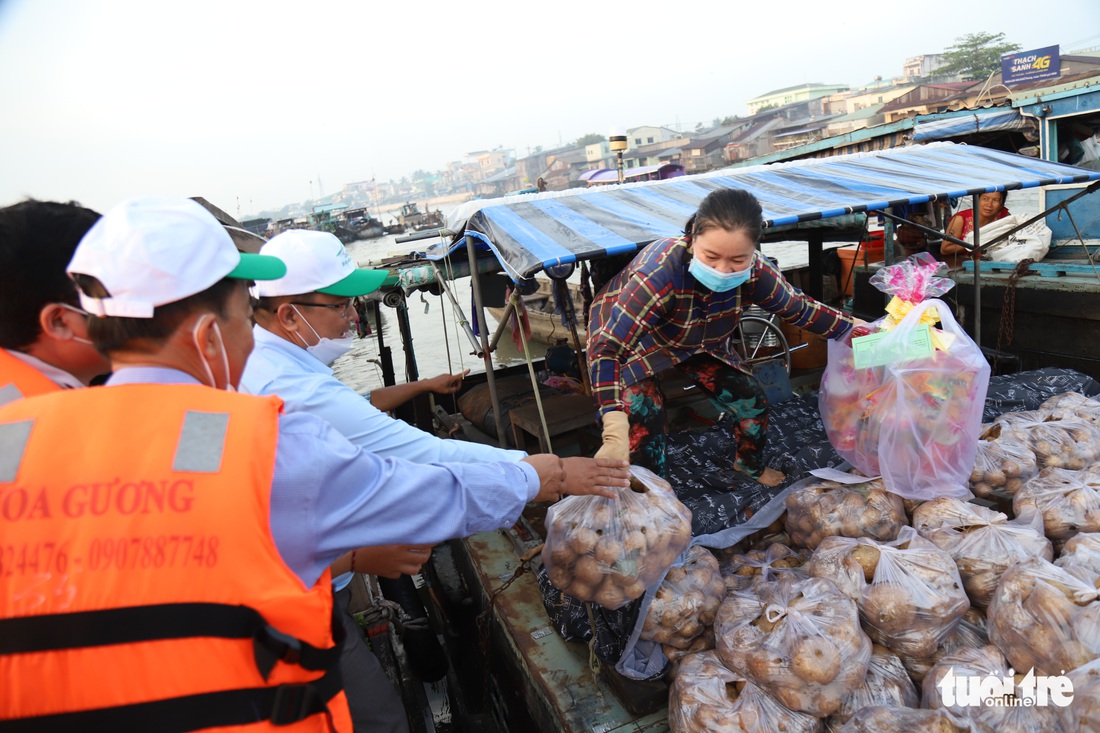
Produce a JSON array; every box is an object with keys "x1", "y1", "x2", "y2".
[
  {"x1": 331, "y1": 235, "x2": 528, "y2": 395},
  {"x1": 331, "y1": 188, "x2": 1044, "y2": 395}
]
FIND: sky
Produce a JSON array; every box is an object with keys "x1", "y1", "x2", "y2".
[{"x1": 1, "y1": 0, "x2": 1098, "y2": 218}]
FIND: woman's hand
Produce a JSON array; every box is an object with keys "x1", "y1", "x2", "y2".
[{"x1": 594, "y1": 411, "x2": 630, "y2": 463}]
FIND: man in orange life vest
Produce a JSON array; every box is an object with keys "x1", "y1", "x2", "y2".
[
  {"x1": 0, "y1": 200, "x2": 109, "y2": 404},
  {"x1": 0, "y1": 197, "x2": 605, "y2": 731}
]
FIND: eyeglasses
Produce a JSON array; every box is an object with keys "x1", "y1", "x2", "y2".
[{"x1": 289, "y1": 300, "x2": 354, "y2": 317}]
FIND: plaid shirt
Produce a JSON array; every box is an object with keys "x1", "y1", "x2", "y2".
[{"x1": 587, "y1": 236, "x2": 853, "y2": 415}]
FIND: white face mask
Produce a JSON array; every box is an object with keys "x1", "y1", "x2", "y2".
[
  {"x1": 191, "y1": 314, "x2": 234, "y2": 392},
  {"x1": 290, "y1": 305, "x2": 356, "y2": 366},
  {"x1": 56, "y1": 303, "x2": 95, "y2": 346}
]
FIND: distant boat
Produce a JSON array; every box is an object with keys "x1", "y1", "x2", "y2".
[
  {"x1": 487, "y1": 278, "x2": 587, "y2": 348},
  {"x1": 398, "y1": 202, "x2": 446, "y2": 231}
]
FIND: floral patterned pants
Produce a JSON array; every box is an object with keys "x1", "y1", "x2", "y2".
[{"x1": 621, "y1": 354, "x2": 769, "y2": 480}]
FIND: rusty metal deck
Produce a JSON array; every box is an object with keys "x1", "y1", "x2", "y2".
[{"x1": 459, "y1": 520, "x2": 669, "y2": 733}]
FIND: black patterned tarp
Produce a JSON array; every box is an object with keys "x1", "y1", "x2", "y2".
[{"x1": 536, "y1": 367, "x2": 1100, "y2": 678}]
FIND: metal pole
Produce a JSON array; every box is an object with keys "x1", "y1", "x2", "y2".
[
  {"x1": 466, "y1": 235, "x2": 508, "y2": 448},
  {"x1": 430, "y1": 262, "x2": 483, "y2": 352},
  {"x1": 971, "y1": 194, "x2": 982, "y2": 349}
]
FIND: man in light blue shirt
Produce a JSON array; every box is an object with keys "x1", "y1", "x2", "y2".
[
  {"x1": 1, "y1": 197, "x2": 601, "y2": 731},
  {"x1": 242, "y1": 229, "x2": 630, "y2": 732}
]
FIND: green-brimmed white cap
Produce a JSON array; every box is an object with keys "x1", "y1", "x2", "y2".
[
  {"x1": 68, "y1": 197, "x2": 286, "y2": 318},
  {"x1": 252, "y1": 229, "x2": 387, "y2": 298}
]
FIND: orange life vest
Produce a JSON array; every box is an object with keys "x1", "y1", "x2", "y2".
[
  {"x1": 0, "y1": 348, "x2": 61, "y2": 406},
  {"x1": 0, "y1": 383, "x2": 352, "y2": 731}
]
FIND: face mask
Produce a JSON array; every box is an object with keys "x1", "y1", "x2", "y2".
[
  {"x1": 191, "y1": 314, "x2": 234, "y2": 392},
  {"x1": 291, "y1": 305, "x2": 356, "y2": 366},
  {"x1": 56, "y1": 303, "x2": 95, "y2": 346},
  {"x1": 689, "y1": 255, "x2": 754, "y2": 292}
]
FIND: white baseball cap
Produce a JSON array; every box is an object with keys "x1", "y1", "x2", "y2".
[
  {"x1": 68, "y1": 197, "x2": 287, "y2": 318},
  {"x1": 252, "y1": 229, "x2": 388, "y2": 298}
]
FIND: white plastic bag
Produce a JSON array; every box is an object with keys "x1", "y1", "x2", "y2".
[{"x1": 967, "y1": 214, "x2": 1052, "y2": 263}]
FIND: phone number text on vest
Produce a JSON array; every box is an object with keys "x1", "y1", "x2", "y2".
[{"x1": 1, "y1": 536, "x2": 220, "y2": 576}]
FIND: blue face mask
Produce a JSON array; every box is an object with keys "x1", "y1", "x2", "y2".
[{"x1": 689, "y1": 255, "x2": 754, "y2": 292}]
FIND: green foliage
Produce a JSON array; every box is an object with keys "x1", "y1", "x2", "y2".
[
  {"x1": 574, "y1": 132, "x2": 606, "y2": 146},
  {"x1": 755, "y1": 103, "x2": 778, "y2": 113},
  {"x1": 938, "y1": 32, "x2": 1022, "y2": 80}
]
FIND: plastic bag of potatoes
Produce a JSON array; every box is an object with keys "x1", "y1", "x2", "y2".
[
  {"x1": 785, "y1": 477, "x2": 906, "y2": 550},
  {"x1": 667, "y1": 650, "x2": 822, "y2": 733},
  {"x1": 1055, "y1": 531, "x2": 1100, "y2": 588},
  {"x1": 912, "y1": 497, "x2": 1052, "y2": 609},
  {"x1": 987, "y1": 556, "x2": 1100, "y2": 677},
  {"x1": 714, "y1": 575, "x2": 872, "y2": 717},
  {"x1": 640, "y1": 545, "x2": 725, "y2": 649},
  {"x1": 1013, "y1": 466, "x2": 1100, "y2": 544},
  {"x1": 987, "y1": 413, "x2": 1100, "y2": 471},
  {"x1": 1061, "y1": 657, "x2": 1100, "y2": 732},
  {"x1": 969, "y1": 437, "x2": 1037, "y2": 498},
  {"x1": 541, "y1": 465, "x2": 692, "y2": 609},
  {"x1": 902, "y1": 607, "x2": 989, "y2": 684},
  {"x1": 920, "y1": 644, "x2": 1067, "y2": 733},
  {"x1": 1040, "y1": 390, "x2": 1100, "y2": 425},
  {"x1": 807, "y1": 527, "x2": 968, "y2": 661},
  {"x1": 719, "y1": 542, "x2": 810, "y2": 593},
  {"x1": 834, "y1": 705, "x2": 969, "y2": 733},
  {"x1": 826, "y1": 644, "x2": 919, "y2": 730}
]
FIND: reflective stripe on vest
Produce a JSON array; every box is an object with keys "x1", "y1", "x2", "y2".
[
  {"x1": 0, "y1": 384, "x2": 348, "y2": 732},
  {"x1": 0, "y1": 349, "x2": 61, "y2": 404}
]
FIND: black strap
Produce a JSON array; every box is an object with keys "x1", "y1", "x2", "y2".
[
  {"x1": 0, "y1": 602, "x2": 340, "y2": 679},
  {"x1": 0, "y1": 663, "x2": 343, "y2": 733}
]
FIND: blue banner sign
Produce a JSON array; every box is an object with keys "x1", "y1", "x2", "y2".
[{"x1": 1002, "y1": 45, "x2": 1060, "y2": 86}]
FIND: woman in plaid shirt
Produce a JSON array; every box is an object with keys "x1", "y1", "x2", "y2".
[{"x1": 588, "y1": 189, "x2": 855, "y2": 486}]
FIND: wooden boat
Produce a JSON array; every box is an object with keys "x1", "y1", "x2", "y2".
[
  {"x1": 360, "y1": 144, "x2": 1100, "y2": 732},
  {"x1": 486, "y1": 278, "x2": 587, "y2": 348}
]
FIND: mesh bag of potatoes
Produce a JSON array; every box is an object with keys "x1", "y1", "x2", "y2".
[
  {"x1": 987, "y1": 413, "x2": 1100, "y2": 471},
  {"x1": 807, "y1": 527, "x2": 969, "y2": 661},
  {"x1": 969, "y1": 437, "x2": 1038, "y2": 499},
  {"x1": 919, "y1": 644, "x2": 1067, "y2": 733},
  {"x1": 1054, "y1": 531, "x2": 1100, "y2": 587},
  {"x1": 1061, "y1": 657, "x2": 1100, "y2": 732},
  {"x1": 901, "y1": 608, "x2": 989, "y2": 684},
  {"x1": 719, "y1": 542, "x2": 810, "y2": 593},
  {"x1": 987, "y1": 556, "x2": 1100, "y2": 676},
  {"x1": 541, "y1": 465, "x2": 692, "y2": 610},
  {"x1": 639, "y1": 545, "x2": 725, "y2": 649},
  {"x1": 1039, "y1": 390, "x2": 1100, "y2": 424},
  {"x1": 834, "y1": 705, "x2": 969, "y2": 733},
  {"x1": 1013, "y1": 466, "x2": 1100, "y2": 544},
  {"x1": 911, "y1": 497, "x2": 1053, "y2": 609},
  {"x1": 785, "y1": 477, "x2": 906, "y2": 550},
  {"x1": 714, "y1": 575, "x2": 872, "y2": 717},
  {"x1": 668, "y1": 650, "x2": 822, "y2": 733},
  {"x1": 825, "y1": 644, "x2": 919, "y2": 730}
]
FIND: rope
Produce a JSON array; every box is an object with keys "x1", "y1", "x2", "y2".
[
  {"x1": 994, "y1": 258, "x2": 1036, "y2": 373},
  {"x1": 584, "y1": 602, "x2": 602, "y2": 677}
]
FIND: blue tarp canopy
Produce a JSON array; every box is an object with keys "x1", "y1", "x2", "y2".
[
  {"x1": 427, "y1": 142, "x2": 1100, "y2": 282},
  {"x1": 912, "y1": 109, "x2": 1032, "y2": 142}
]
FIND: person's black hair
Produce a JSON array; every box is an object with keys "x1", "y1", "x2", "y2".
[
  {"x1": 0, "y1": 199, "x2": 101, "y2": 350},
  {"x1": 683, "y1": 189, "x2": 763, "y2": 245},
  {"x1": 71, "y1": 275, "x2": 242, "y2": 354}
]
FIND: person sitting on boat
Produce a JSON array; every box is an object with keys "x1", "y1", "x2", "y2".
[
  {"x1": 940, "y1": 191, "x2": 1010, "y2": 268},
  {"x1": 0, "y1": 199, "x2": 109, "y2": 402},
  {"x1": 0, "y1": 197, "x2": 606, "y2": 731},
  {"x1": 588, "y1": 188, "x2": 856, "y2": 487},
  {"x1": 242, "y1": 228, "x2": 631, "y2": 733}
]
